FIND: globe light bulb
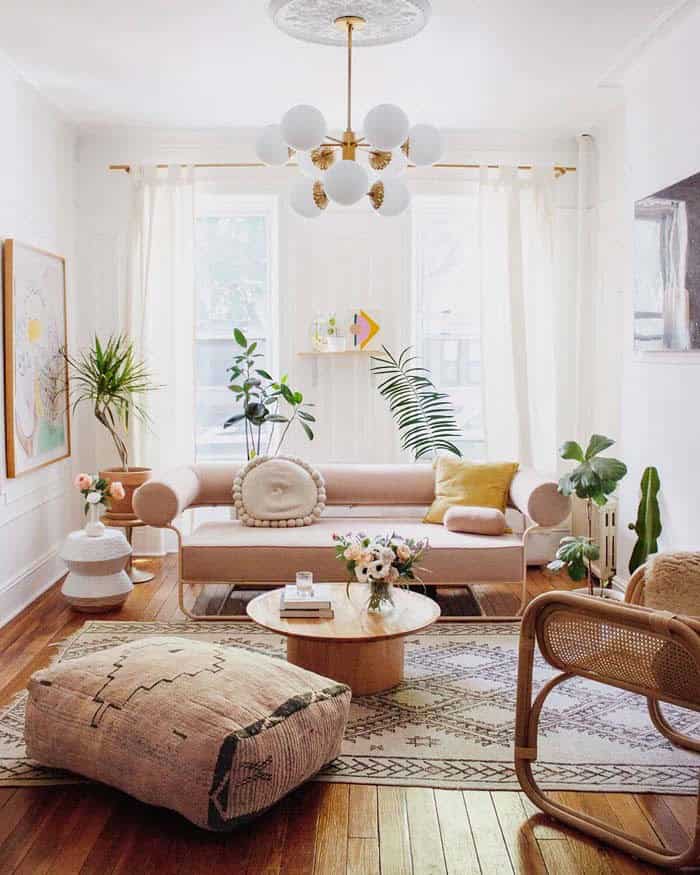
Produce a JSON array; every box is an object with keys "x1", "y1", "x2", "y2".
[
  {"x1": 289, "y1": 178, "x2": 326, "y2": 219},
  {"x1": 281, "y1": 104, "x2": 327, "y2": 151},
  {"x1": 377, "y1": 147, "x2": 408, "y2": 180},
  {"x1": 325, "y1": 160, "x2": 369, "y2": 206},
  {"x1": 373, "y1": 179, "x2": 411, "y2": 217},
  {"x1": 363, "y1": 104, "x2": 410, "y2": 152},
  {"x1": 407, "y1": 124, "x2": 444, "y2": 166},
  {"x1": 255, "y1": 124, "x2": 290, "y2": 166}
]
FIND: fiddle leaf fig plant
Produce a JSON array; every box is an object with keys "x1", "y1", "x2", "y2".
[
  {"x1": 548, "y1": 434, "x2": 627, "y2": 595},
  {"x1": 628, "y1": 466, "x2": 662, "y2": 574}
]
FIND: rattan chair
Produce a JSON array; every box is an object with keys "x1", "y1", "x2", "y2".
[{"x1": 514, "y1": 580, "x2": 700, "y2": 869}]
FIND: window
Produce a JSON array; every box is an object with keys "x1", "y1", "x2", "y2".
[
  {"x1": 194, "y1": 196, "x2": 278, "y2": 461},
  {"x1": 412, "y1": 196, "x2": 485, "y2": 459}
]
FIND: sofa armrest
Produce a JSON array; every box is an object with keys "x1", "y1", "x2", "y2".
[
  {"x1": 133, "y1": 466, "x2": 201, "y2": 527},
  {"x1": 509, "y1": 467, "x2": 570, "y2": 528}
]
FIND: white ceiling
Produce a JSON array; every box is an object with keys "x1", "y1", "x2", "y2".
[{"x1": 0, "y1": 0, "x2": 679, "y2": 132}]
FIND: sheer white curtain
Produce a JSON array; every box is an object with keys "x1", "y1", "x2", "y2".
[
  {"x1": 126, "y1": 165, "x2": 196, "y2": 550},
  {"x1": 478, "y1": 163, "x2": 575, "y2": 473}
]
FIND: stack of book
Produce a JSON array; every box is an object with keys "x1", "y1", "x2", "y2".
[{"x1": 279, "y1": 584, "x2": 334, "y2": 619}]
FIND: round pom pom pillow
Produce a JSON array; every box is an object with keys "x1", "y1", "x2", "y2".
[{"x1": 233, "y1": 456, "x2": 326, "y2": 528}]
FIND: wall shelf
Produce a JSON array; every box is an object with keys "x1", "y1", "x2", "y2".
[
  {"x1": 297, "y1": 348, "x2": 378, "y2": 386},
  {"x1": 297, "y1": 349, "x2": 376, "y2": 357}
]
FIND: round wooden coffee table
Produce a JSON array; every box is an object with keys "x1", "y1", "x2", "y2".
[{"x1": 247, "y1": 585, "x2": 441, "y2": 695}]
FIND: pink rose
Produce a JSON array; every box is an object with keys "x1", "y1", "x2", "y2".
[
  {"x1": 397, "y1": 544, "x2": 411, "y2": 561},
  {"x1": 75, "y1": 473, "x2": 92, "y2": 491},
  {"x1": 109, "y1": 481, "x2": 126, "y2": 501}
]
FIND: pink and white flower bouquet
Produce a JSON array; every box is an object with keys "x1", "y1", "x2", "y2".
[
  {"x1": 332, "y1": 531, "x2": 429, "y2": 613},
  {"x1": 74, "y1": 473, "x2": 125, "y2": 536}
]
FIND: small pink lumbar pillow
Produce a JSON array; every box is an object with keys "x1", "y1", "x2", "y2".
[{"x1": 443, "y1": 505, "x2": 507, "y2": 536}]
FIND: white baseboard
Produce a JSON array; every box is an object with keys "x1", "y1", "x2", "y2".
[{"x1": 0, "y1": 547, "x2": 65, "y2": 628}]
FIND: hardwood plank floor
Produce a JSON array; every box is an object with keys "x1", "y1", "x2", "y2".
[{"x1": 0, "y1": 561, "x2": 695, "y2": 874}]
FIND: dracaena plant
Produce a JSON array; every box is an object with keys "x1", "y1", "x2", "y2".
[
  {"x1": 548, "y1": 435, "x2": 627, "y2": 595},
  {"x1": 223, "y1": 328, "x2": 315, "y2": 459},
  {"x1": 63, "y1": 335, "x2": 157, "y2": 470},
  {"x1": 370, "y1": 346, "x2": 462, "y2": 461}
]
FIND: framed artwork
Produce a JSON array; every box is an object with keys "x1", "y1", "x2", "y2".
[
  {"x1": 3, "y1": 240, "x2": 71, "y2": 477},
  {"x1": 634, "y1": 170, "x2": 700, "y2": 352}
]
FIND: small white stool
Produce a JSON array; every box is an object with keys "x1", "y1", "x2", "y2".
[{"x1": 60, "y1": 529, "x2": 133, "y2": 613}]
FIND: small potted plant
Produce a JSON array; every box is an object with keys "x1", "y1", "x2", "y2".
[
  {"x1": 74, "y1": 473, "x2": 125, "y2": 536},
  {"x1": 333, "y1": 532, "x2": 429, "y2": 613},
  {"x1": 64, "y1": 336, "x2": 158, "y2": 521},
  {"x1": 548, "y1": 434, "x2": 627, "y2": 597}
]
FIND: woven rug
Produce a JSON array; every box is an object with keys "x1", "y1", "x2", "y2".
[{"x1": 1, "y1": 620, "x2": 698, "y2": 793}]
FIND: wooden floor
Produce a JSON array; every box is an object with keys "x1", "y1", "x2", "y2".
[{"x1": 0, "y1": 560, "x2": 697, "y2": 874}]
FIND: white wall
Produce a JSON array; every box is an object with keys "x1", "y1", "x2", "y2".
[
  {"x1": 0, "y1": 54, "x2": 86, "y2": 624},
  {"x1": 615, "y1": 2, "x2": 700, "y2": 576}
]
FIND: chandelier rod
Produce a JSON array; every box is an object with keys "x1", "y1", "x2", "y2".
[{"x1": 346, "y1": 20, "x2": 353, "y2": 132}]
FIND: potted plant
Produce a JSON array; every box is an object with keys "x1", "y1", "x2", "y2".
[
  {"x1": 224, "y1": 328, "x2": 316, "y2": 459},
  {"x1": 548, "y1": 435, "x2": 627, "y2": 597},
  {"x1": 64, "y1": 335, "x2": 158, "y2": 521}
]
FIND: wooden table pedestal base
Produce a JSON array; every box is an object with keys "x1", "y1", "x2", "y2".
[{"x1": 287, "y1": 636, "x2": 404, "y2": 696}]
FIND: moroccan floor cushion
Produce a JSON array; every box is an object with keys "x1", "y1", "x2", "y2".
[{"x1": 24, "y1": 636, "x2": 351, "y2": 830}]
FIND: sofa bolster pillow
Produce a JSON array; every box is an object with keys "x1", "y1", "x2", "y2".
[
  {"x1": 509, "y1": 468, "x2": 570, "y2": 528},
  {"x1": 444, "y1": 506, "x2": 507, "y2": 536},
  {"x1": 133, "y1": 466, "x2": 200, "y2": 527}
]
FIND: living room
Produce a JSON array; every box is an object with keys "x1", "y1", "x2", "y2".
[{"x1": 1, "y1": 1, "x2": 699, "y2": 872}]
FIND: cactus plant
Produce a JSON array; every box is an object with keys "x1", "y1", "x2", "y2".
[{"x1": 628, "y1": 466, "x2": 662, "y2": 574}]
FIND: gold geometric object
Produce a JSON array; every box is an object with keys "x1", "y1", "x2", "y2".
[
  {"x1": 401, "y1": 140, "x2": 410, "y2": 158},
  {"x1": 341, "y1": 130, "x2": 358, "y2": 161},
  {"x1": 369, "y1": 181, "x2": 384, "y2": 211},
  {"x1": 312, "y1": 181, "x2": 328, "y2": 210},
  {"x1": 369, "y1": 151, "x2": 392, "y2": 171},
  {"x1": 311, "y1": 146, "x2": 336, "y2": 171}
]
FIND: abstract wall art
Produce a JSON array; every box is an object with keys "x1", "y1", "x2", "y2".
[
  {"x1": 3, "y1": 240, "x2": 71, "y2": 477},
  {"x1": 634, "y1": 170, "x2": 700, "y2": 352}
]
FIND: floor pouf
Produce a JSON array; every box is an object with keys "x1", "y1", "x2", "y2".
[{"x1": 25, "y1": 636, "x2": 351, "y2": 830}]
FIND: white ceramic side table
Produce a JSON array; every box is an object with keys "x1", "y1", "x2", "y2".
[{"x1": 60, "y1": 529, "x2": 133, "y2": 613}]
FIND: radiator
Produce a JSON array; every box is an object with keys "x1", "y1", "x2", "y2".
[{"x1": 589, "y1": 500, "x2": 618, "y2": 582}]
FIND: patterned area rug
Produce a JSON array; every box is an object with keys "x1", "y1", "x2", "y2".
[{"x1": 1, "y1": 620, "x2": 698, "y2": 792}]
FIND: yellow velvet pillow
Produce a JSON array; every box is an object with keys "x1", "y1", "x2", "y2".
[{"x1": 424, "y1": 457, "x2": 519, "y2": 525}]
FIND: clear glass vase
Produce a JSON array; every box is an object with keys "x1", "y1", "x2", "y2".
[
  {"x1": 367, "y1": 580, "x2": 395, "y2": 614},
  {"x1": 84, "y1": 503, "x2": 106, "y2": 537}
]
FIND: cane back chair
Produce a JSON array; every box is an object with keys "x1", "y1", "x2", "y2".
[{"x1": 515, "y1": 584, "x2": 700, "y2": 869}]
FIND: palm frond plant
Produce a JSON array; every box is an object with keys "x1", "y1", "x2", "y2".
[
  {"x1": 224, "y1": 328, "x2": 316, "y2": 459},
  {"x1": 63, "y1": 335, "x2": 157, "y2": 470},
  {"x1": 547, "y1": 434, "x2": 627, "y2": 595},
  {"x1": 370, "y1": 346, "x2": 462, "y2": 461}
]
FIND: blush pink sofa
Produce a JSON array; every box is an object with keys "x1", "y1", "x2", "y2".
[{"x1": 134, "y1": 463, "x2": 570, "y2": 620}]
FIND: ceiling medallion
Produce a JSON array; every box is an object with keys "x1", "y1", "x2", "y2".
[
  {"x1": 256, "y1": 2, "x2": 443, "y2": 219},
  {"x1": 268, "y1": 0, "x2": 431, "y2": 47}
]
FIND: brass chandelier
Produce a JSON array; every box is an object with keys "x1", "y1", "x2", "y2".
[{"x1": 256, "y1": 4, "x2": 444, "y2": 218}]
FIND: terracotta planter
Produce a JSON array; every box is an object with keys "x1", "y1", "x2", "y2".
[{"x1": 99, "y1": 467, "x2": 152, "y2": 522}]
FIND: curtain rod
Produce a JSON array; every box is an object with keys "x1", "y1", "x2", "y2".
[{"x1": 108, "y1": 162, "x2": 576, "y2": 176}]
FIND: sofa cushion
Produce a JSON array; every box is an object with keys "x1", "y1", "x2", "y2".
[
  {"x1": 182, "y1": 518, "x2": 524, "y2": 584},
  {"x1": 444, "y1": 506, "x2": 507, "y2": 536},
  {"x1": 233, "y1": 456, "x2": 325, "y2": 527},
  {"x1": 424, "y1": 457, "x2": 519, "y2": 525},
  {"x1": 25, "y1": 637, "x2": 351, "y2": 831}
]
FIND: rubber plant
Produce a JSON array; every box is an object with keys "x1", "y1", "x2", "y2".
[
  {"x1": 628, "y1": 466, "x2": 662, "y2": 574},
  {"x1": 547, "y1": 435, "x2": 627, "y2": 595},
  {"x1": 370, "y1": 346, "x2": 462, "y2": 461},
  {"x1": 223, "y1": 328, "x2": 315, "y2": 459}
]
